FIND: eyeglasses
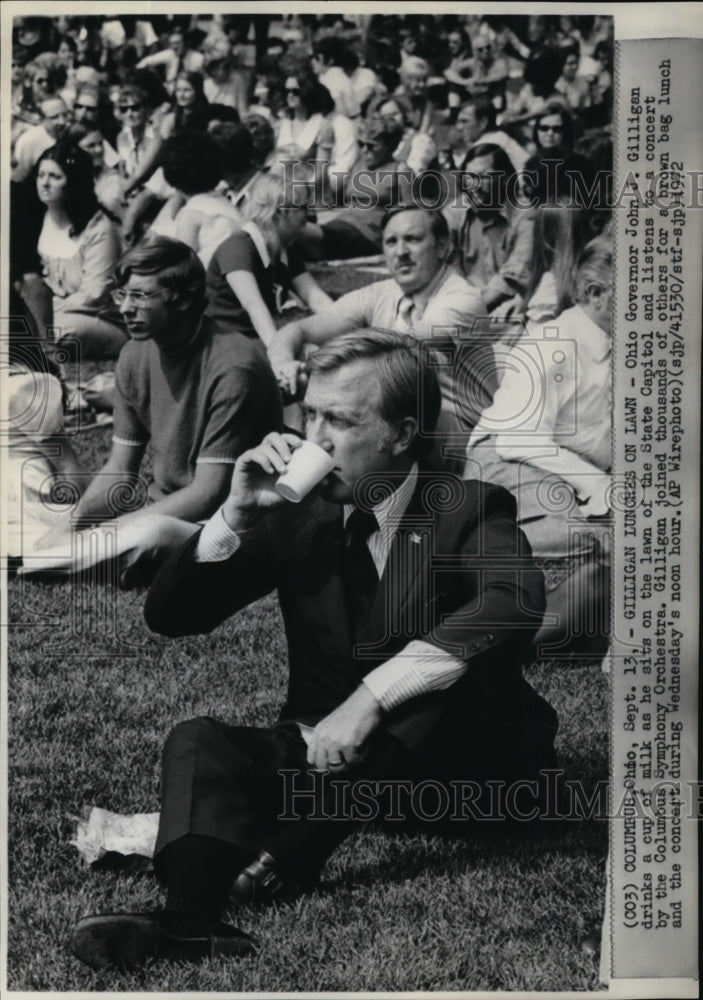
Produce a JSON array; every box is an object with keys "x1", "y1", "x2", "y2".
[
  {"x1": 111, "y1": 288, "x2": 162, "y2": 305},
  {"x1": 538, "y1": 124, "x2": 563, "y2": 133}
]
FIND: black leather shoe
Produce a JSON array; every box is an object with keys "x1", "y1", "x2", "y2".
[
  {"x1": 70, "y1": 911, "x2": 257, "y2": 969},
  {"x1": 230, "y1": 850, "x2": 315, "y2": 905}
]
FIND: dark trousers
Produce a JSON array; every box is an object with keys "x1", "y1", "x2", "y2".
[
  {"x1": 152, "y1": 675, "x2": 558, "y2": 912},
  {"x1": 153, "y1": 717, "x2": 413, "y2": 890}
]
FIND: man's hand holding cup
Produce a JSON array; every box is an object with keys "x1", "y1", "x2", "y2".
[{"x1": 222, "y1": 432, "x2": 334, "y2": 532}]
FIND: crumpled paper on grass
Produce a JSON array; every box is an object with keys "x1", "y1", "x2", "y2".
[{"x1": 71, "y1": 806, "x2": 159, "y2": 867}]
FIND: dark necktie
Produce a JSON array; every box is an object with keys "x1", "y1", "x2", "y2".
[{"x1": 342, "y1": 509, "x2": 379, "y2": 641}]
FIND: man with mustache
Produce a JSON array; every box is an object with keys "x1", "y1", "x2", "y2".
[
  {"x1": 270, "y1": 204, "x2": 494, "y2": 455},
  {"x1": 70, "y1": 330, "x2": 557, "y2": 970}
]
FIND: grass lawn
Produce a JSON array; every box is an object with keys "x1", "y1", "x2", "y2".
[{"x1": 5, "y1": 260, "x2": 609, "y2": 992}]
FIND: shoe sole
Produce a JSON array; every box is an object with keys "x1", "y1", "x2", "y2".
[
  {"x1": 71, "y1": 914, "x2": 258, "y2": 970},
  {"x1": 71, "y1": 914, "x2": 161, "y2": 970}
]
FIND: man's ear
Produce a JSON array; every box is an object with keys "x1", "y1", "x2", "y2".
[
  {"x1": 390, "y1": 417, "x2": 419, "y2": 456},
  {"x1": 585, "y1": 282, "x2": 605, "y2": 310},
  {"x1": 436, "y1": 235, "x2": 451, "y2": 262}
]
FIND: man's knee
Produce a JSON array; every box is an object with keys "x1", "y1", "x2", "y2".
[{"x1": 163, "y1": 715, "x2": 220, "y2": 758}]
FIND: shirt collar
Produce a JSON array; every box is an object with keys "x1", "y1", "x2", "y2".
[
  {"x1": 396, "y1": 264, "x2": 449, "y2": 319},
  {"x1": 241, "y1": 221, "x2": 271, "y2": 268},
  {"x1": 218, "y1": 169, "x2": 260, "y2": 207},
  {"x1": 343, "y1": 463, "x2": 418, "y2": 548}
]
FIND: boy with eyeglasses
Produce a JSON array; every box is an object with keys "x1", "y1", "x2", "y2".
[{"x1": 73, "y1": 237, "x2": 282, "y2": 571}]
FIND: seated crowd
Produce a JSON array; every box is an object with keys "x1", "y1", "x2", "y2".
[
  {"x1": 9, "y1": 10, "x2": 613, "y2": 659},
  {"x1": 7, "y1": 12, "x2": 617, "y2": 972}
]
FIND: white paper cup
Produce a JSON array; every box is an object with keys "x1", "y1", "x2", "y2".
[{"x1": 275, "y1": 440, "x2": 335, "y2": 503}]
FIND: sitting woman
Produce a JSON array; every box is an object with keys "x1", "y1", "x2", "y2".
[
  {"x1": 521, "y1": 202, "x2": 594, "y2": 323},
  {"x1": 160, "y1": 129, "x2": 244, "y2": 268},
  {"x1": 12, "y1": 52, "x2": 45, "y2": 143},
  {"x1": 554, "y1": 44, "x2": 590, "y2": 112},
  {"x1": 275, "y1": 75, "x2": 358, "y2": 200},
  {"x1": 36, "y1": 140, "x2": 127, "y2": 359},
  {"x1": 159, "y1": 71, "x2": 211, "y2": 140},
  {"x1": 465, "y1": 236, "x2": 612, "y2": 656},
  {"x1": 205, "y1": 169, "x2": 333, "y2": 346},
  {"x1": 115, "y1": 82, "x2": 165, "y2": 199}
]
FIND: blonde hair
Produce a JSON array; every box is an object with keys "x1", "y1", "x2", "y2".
[
  {"x1": 241, "y1": 165, "x2": 313, "y2": 242},
  {"x1": 400, "y1": 56, "x2": 429, "y2": 80},
  {"x1": 574, "y1": 235, "x2": 612, "y2": 302}
]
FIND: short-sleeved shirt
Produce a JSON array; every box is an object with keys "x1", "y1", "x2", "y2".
[
  {"x1": 112, "y1": 317, "x2": 282, "y2": 500},
  {"x1": 322, "y1": 266, "x2": 493, "y2": 433},
  {"x1": 205, "y1": 223, "x2": 306, "y2": 338}
]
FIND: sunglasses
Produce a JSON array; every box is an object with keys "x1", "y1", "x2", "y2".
[
  {"x1": 119, "y1": 103, "x2": 144, "y2": 112},
  {"x1": 286, "y1": 88, "x2": 300, "y2": 96},
  {"x1": 538, "y1": 124, "x2": 563, "y2": 133},
  {"x1": 74, "y1": 102, "x2": 97, "y2": 111}
]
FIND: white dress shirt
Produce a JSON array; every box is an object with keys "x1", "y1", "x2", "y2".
[{"x1": 195, "y1": 463, "x2": 468, "y2": 712}]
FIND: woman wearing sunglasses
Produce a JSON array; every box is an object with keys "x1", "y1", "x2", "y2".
[
  {"x1": 275, "y1": 75, "x2": 358, "y2": 200},
  {"x1": 35, "y1": 140, "x2": 126, "y2": 359},
  {"x1": 532, "y1": 100, "x2": 574, "y2": 152},
  {"x1": 115, "y1": 82, "x2": 164, "y2": 200}
]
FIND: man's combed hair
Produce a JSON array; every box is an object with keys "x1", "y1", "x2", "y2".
[
  {"x1": 115, "y1": 236, "x2": 207, "y2": 314},
  {"x1": 380, "y1": 204, "x2": 449, "y2": 244},
  {"x1": 306, "y1": 330, "x2": 442, "y2": 460}
]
